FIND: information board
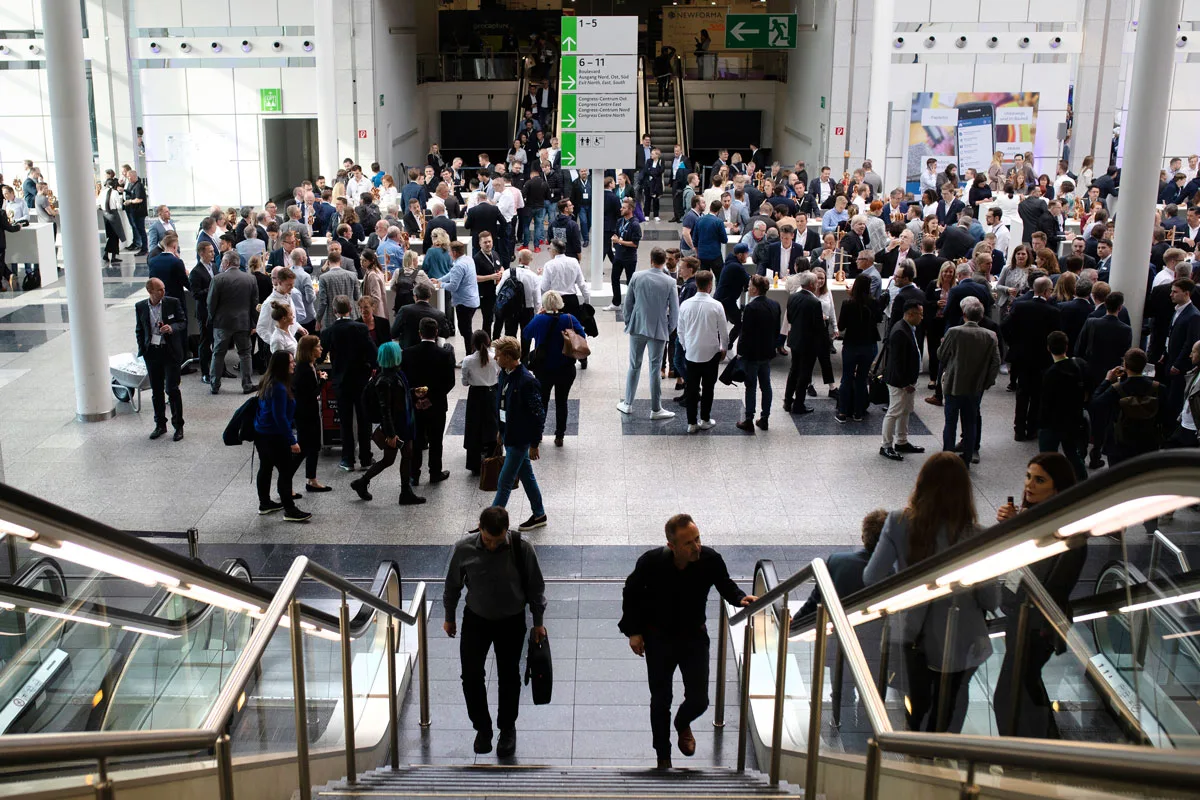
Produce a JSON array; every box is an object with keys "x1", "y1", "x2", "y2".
[{"x1": 559, "y1": 16, "x2": 638, "y2": 170}]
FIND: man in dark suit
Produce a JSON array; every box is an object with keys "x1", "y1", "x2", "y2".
[
  {"x1": 943, "y1": 262, "x2": 993, "y2": 330},
  {"x1": 424, "y1": 201, "x2": 458, "y2": 253},
  {"x1": 190, "y1": 241, "x2": 217, "y2": 384},
  {"x1": 1093, "y1": 348, "x2": 1162, "y2": 466},
  {"x1": 123, "y1": 170, "x2": 148, "y2": 255},
  {"x1": 793, "y1": 213, "x2": 821, "y2": 256},
  {"x1": 196, "y1": 217, "x2": 221, "y2": 267},
  {"x1": 268, "y1": 230, "x2": 299, "y2": 269},
  {"x1": 710, "y1": 149, "x2": 729, "y2": 176},
  {"x1": 782, "y1": 271, "x2": 830, "y2": 415},
  {"x1": 935, "y1": 185, "x2": 965, "y2": 226},
  {"x1": 886, "y1": 261, "x2": 925, "y2": 332},
  {"x1": 320, "y1": 294, "x2": 378, "y2": 472},
  {"x1": 1038, "y1": 331, "x2": 1090, "y2": 479},
  {"x1": 879, "y1": 190, "x2": 909, "y2": 225},
  {"x1": 1018, "y1": 189, "x2": 1058, "y2": 250},
  {"x1": 602, "y1": 177, "x2": 621, "y2": 263},
  {"x1": 1058, "y1": 279, "x2": 1095, "y2": 355},
  {"x1": 1161, "y1": 279, "x2": 1200, "y2": 425},
  {"x1": 748, "y1": 144, "x2": 768, "y2": 175},
  {"x1": 807, "y1": 166, "x2": 837, "y2": 209},
  {"x1": 735, "y1": 274, "x2": 781, "y2": 434},
  {"x1": 391, "y1": 282, "x2": 453, "y2": 347},
  {"x1": 1148, "y1": 263, "x2": 1200, "y2": 363},
  {"x1": 147, "y1": 233, "x2": 190, "y2": 312},
  {"x1": 758, "y1": 223, "x2": 806, "y2": 277},
  {"x1": 876, "y1": 229, "x2": 916, "y2": 281},
  {"x1": 402, "y1": 316, "x2": 456, "y2": 484},
  {"x1": 207, "y1": 251, "x2": 258, "y2": 395},
  {"x1": 135, "y1": 278, "x2": 187, "y2": 441},
  {"x1": 912, "y1": 238, "x2": 946, "y2": 290},
  {"x1": 1077, "y1": 291, "x2": 1133, "y2": 468},
  {"x1": 669, "y1": 145, "x2": 689, "y2": 222},
  {"x1": 937, "y1": 215, "x2": 975, "y2": 262},
  {"x1": 1001, "y1": 277, "x2": 1063, "y2": 441},
  {"x1": 714, "y1": 244, "x2": 752, "y2": 346},
  {"x1": 880, "y1": 301, "x2": 925, "y2": 461},
  {"x1": 1093, "y1": 165, "x2": 1120, "y2": 202},
  {"x1": 465, "y1": 194, "x2": 506, "y2": 252}
]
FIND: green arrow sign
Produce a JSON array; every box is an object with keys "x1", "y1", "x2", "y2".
[
  {"x1": 560, "y1": 133, "x2": 577, "y2": 167},
  {"x1": 561, "y1": 17, "x2": 577, "y2": 52},
  {"x1": 560, "y1": 57, "x2": 577, "y2": 92},
  {"x1": 724, "y1": 13, "x2": 797, "y2": 50},
  {"x1": 561, "y1": 94, "x2": 577, "y2": 130}
]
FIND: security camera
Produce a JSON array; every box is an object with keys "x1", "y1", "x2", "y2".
[
  {"x1": 210, "y1": 42, "x2": 222, "y2": 52},
  {"x1": 271, "y1": 41, "x2": 282, "y2": 51},
  {"x1": 149, "y1": 42, "x2": 161, "y2": 54},
  {"x1": 302, "y1": 40, "x2": 314, "y2": 52},
  {"x1": 893, "y1": 36, "x2": 905, "y2": 48},
  {"x1": 179, "y1": 42, "x2": 191, "y2": 52},
  {"x1": 241, "y1": 40, "x2": 252, "y2": 52},
  {"x1": 1018, "y1": 37, "x2": 1030, "y2": 48},
  {"x1": 1049, "y1": 36, "x2": 1062, "y2": 49},
  {"x1": 1177, "y1": 36, "x2": 1189, "y2": 48},
  {"x1": 955, "y1": 36, "x2": 967, "y2": 49},
  {"x1": 0, "y1": 45, "x2": 8, "y2": 55},
  {"x1": 28, "y1": 44, "x2": 41, "y2": 54},
  {"x1": 924, "y1": 35, "x2": 936, "y2": 48},
  {"x1": 987, "y1": 36, "x2": 999, "y2": 49}
]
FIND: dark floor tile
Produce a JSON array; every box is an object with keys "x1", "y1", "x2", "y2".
[
  {"x1": 0, "y1": 303, "x2": 70, "y2": 324},
  {"x1": 620, "y1": 400, "x2": 748, "y2": 435},
  {"x1": 0, "y1": 328, "x2": 65, "y2": 351},
  {"x1": 785, "y1": 398, "x2": 931, "y2": 436},
  {"x1": 580, "y1": 546, "x2": 647, "y2": 577},
  {"x1": 447, "y1": 398, "x2": 579, "y2": 436}
]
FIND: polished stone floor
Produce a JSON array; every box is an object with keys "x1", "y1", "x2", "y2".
[{"x1": 0, "y1": 214, "x2": 1090, "y2": 549}]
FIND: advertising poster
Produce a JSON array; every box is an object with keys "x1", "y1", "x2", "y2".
[
  {"x1": 905, "y1": 92, "x2": 1039, "y2": 195},
  {"x1": 661, "y1": 7, "x2": 728, "y2": 61}
]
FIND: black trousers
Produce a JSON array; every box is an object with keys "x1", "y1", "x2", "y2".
[
  {"x1": 361, "y1": 434, "x2": 414, "y2": 488},
  {"x1": 612, "y1": 259, "x2": 636, "y2": 306},
  {"x1": 534, "y1": 364, "x2": 576, "y2": 438},
  {"x1": 1013, "y1": 365, "x2": 1043, "y2": 437},
  {"x1": 645, "y1": 193, "x2": 661, "y2": 217},
  {"x1": 645, "y1": 630, "x2": 710, "y2": 759},
  {"x1": 902, "y1": 645, "x2": 975, "y2": 734},
  {"x1": 413, "y1": 407, "x2": 447, "y2": 476},
  {"x1": 456, "y1": 304, "x2": 477, "y2": 357},
  {"x1": 194, "y1": 314, "x2": 213, "y2": 379},
  {"x1": 656, "y1": 74, "x2": 671, "y2": 103},
  {"x1": 495, "y1": 307, "x2": 534, "y2": 340},
  {"x1": 335, "y1": 380, "x2": 372, "y2": 466},
  {"x1": 685, "y1": 353, "x2": 721, "y2": 424},
  {"x1": 784, "y1": 348, "x2": 818, "y2": 405},
  {"x1": 479, "y1": 295, "x2": 496, "y2": 342},
  {"x1": 725, "y1": 304, "x2": 743, "y2": 348},
  {"x1": 993, "y1": 619, "x2": 1059, "y2": 739},
  {"x1": 143, "y1": 346, "x2": 183, "y2": 430},
  {"x1": 460, "y1": 608, "x2": 526, "y2": 734},
  {"x1": 700, "y1": 257, "x2": 723, "y2": 283},
  {"x1": 254, "y1": 434, "x2": 302, "y2": 511}
]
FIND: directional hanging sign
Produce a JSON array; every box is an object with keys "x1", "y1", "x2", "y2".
[
  {"x1": 559, "y1": 15, "x2": 639, "y2": 171},
  {"x1": 724, "y1": 13, "x2": 798, "y2": 50}
]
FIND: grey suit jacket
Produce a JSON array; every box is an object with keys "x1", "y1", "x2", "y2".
[
  {"x1": 146, "y1": 219, "x2": 176, "y2": 253},
  {"x1": 623, "y1": 267, "x2": 678, "y2": 342},
  {"x1": 938, "y1": 321, "x2": 1000, "y2": 396},
  {"x1": 279, "y1": 219, "x2": 313, "y2": 248},
  {"x1": 206, "y1": 268, "x2": 258, "y2": 331},
  {"x1": 316, "y1": 267, "x2": 362, "y2": 329}
]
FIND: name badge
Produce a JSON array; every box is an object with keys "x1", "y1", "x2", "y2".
[{"x1": 150, "y1": 333, "x2": 162, "y2": 346}]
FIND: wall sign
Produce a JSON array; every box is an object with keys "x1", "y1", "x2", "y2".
[{"x1": 259, "y1": 88, "x2": 282, "y2": 113}]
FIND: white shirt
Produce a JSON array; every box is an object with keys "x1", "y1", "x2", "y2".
[
  {"x1": 539, "y1": 254, "x2": 590, "y2": 303},
  {"x1": 267, "y1": 326, "x2": 298, "y2": 356},
  {"x1": 256, "y1": 290, "x2": 301, "y2": 342},
  {"x1": 461, "y1": 350, "x2": 500, "y2": 387},
  {"x1": 379, "y1": 187, "x2": 401, "y2": 209},
  {"x1": 497, "y1": 266, "x2": 542, "y2": 310},
  {"x1": 991, "y1": 224, "x2": 1010, "y2": 257},
  {"x1": 677, "y1": 292, "x2": 729, "y2": 362},
  {"x1": 819, "y1": 181, "x2": 832, "y2": 203},
  {"x1": 495, "y1": 189, "x2": 518, "y2": 223},
  {"x1": 1154, "y1": 267, "x2": 1177, "y2": 288},
  {"x1": 920, "y1": 170, "x2": 939, "y2": 194},
  {"x1": 347, "y1": 176, "x2": 373, "y2": 199},
  {"x1": 5, "y1": 198, "x2": 28, "y2": 222}
]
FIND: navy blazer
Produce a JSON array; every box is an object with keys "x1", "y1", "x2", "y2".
[
  {"x1": 1165, "y1": 303, "x2": 1200, "y2": 373},
  {"x1": 758, "y1": 240, "x2": 805, "y2": 277},
  {"x1": 936, "y1": 198, "x2": 966, "y2": 226},
  {"x1": 797, "y1": 548, "x2": 870, "y2": 620},
  {"x1": 943, "y1": 279, "x2": 993, "y2": 330},
  {"x1": 497, "y1": 365, "x2": 546, "y2": 449},
  {"x1": 880, "y1": 202, "x2": 909, "y2": 225}
]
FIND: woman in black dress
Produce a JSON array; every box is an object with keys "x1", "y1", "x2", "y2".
[
  {"x1": 293, "y1": 335, "x2": 331, "y2": 493},
  {"x1": 968, "y1": 172, "x2": 992, "y2": 217},
  {"x1": 460, "y1": 330, "x2": 499, "y2": 473}
]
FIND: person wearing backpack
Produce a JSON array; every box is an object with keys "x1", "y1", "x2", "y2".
[
  {"x1": 522, "y1": 291, "x2": 586, "y2": 448},
  {"x1": 1038, "y1": 331, "x2": 1090, "y2": 480},
  {"x1": 350, "y1": 342, "x2": 424, "y2": 506},
  {"x1": 493, "y1": 248, "x2": 540, "y2": 339},
  {"x1": 1092, "y1": 347, "x2": 1164, "y2": 465},
  {"x1": 443, "y1": 505, "x2": 547, "y2": 758}
]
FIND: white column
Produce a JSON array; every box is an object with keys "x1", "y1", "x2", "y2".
[
  {"x1": 589, "y1": 170, "x2": 604, "y2": 292},
  {"x1": 1109, "y1": 0, "x2": 1182, "y2": 338},
  {"x1": 314, "y1": 0, "x2": 339, "y2": 178},
  {"x1": 864, "y1": 0, "x2": 894, "y2": 175},
  {"x1": 43, "y1": 0, "x2": 115, "y2": 422}
]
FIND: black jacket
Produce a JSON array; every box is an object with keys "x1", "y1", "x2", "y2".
[
  {"x1": 913, "y1": 254, "x2": 947, "y2": 291},
  {"x1": 135, "y1": 296, "x2": 187, "y2": 362},
  {"x1": 292, "y1": 362, "x2": 325, "y2": 441},
  {"x1": 1076, "y1": 315, "x2": 1133, "y2": 390},
  {"x1": 888, "y1": 284, "x2": 926, "y2": 330},
  {"x1": 424, "y1": 215, "x2": 458, "y2": 253},
  {"x1": 884, "y1": 319, "x2": 920, "y2": 388},
  {"x1": 550, "y1": 213, "x2": 583, "y2": 258},
  {"x1": 875, "y1": 247, "x2": 915, "y2": 280},
  {"x1": 602, "y1": 189, "x2": 621, "y2": 233},
  {"x1": 320, "y1": 318, "x2": 376, "y2": 387},
  {"x1": 391, "y1": 301, "x2": 452, "y2": 349},
  {"x1": 1040, "y1": 357, "x2": 1089, "y2": 429},
  {"x1": 1001, "y1": 297, "x2": 1063, "y2": 371},
  {"x1": 737, "y1": 295, "x2": 781, "y2": 361},
  {"x1": 935, "y1": 198, "x2": 966, "y2": 226},
  {"x1": 371, "y1": 368, "x2": 416, "y2": 440},
  {"x1": 1018, "y1": 197, "x2": 1059, "y2": 249},
  {"x1": 714, "y1": 258, "x2": 750, "y2": 311},
  {"x1": 618, "y1": 546, "x2": 745, "y2": 637},
  {"x1": 838, "y1": 298, "x2": 882, "y2": 346},
  {"x1": 943, "y1": 279, "x2": 993, "y2": 330},
  {"x1": 785, "y1": 290, "x2": 828, "y2": 353},
  {"x1": 937, "y1": 225, "x2": 975, "y2": 262},
  {"x1": 147, "y1": 252, "x2": 191, "y2": 307},
  {"x1": 758, "y1": 240, "x2": 805, "y2": 277},
  {"x1": 496, "y1": 364, "x2": 545, "y2": 449},
  {"x1": 464, "y1": 203, "x2": 505, "y2": 251},
  {"x1": 189, "y1": 263, "x2": 213, "y2": 325},
  {"x1": 1164, "y1": 303, "x2": 1200, "y2": 374},
  {"x1": 401, "y1": 340, "x2": 455, "y2": 412},
  {"x1": 569, "y1": 178, "x2": 593, "y2": 216}
]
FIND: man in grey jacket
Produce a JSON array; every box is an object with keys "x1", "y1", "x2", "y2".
[
  {"x1": 617, "y1": 247, "x2": 680, "y2": 420},
  {"x1": 315, "y1": 252, "x2": 361, "y2": 329},
  {"x1": 444, "y1": 506, "x2": 547, "y2": 759},
  {"x1": 207, "y1": 251, "x2": 258, "y2": 395},
  {"x1": 937, "y1": 296, "x2": 1000, "y2": 467}
]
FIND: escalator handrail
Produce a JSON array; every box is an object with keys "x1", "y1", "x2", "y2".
[
  {"x1": 10, "y1": 557, "x2": 67, "y2": 597},
  {"x1": 671, "y1": 52, "x2": 687, "y2": 158}
]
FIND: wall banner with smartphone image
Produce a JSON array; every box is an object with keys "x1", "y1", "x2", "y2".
[{"x1": 905, "y1": 92, "x2": 1039, "y2": 195}]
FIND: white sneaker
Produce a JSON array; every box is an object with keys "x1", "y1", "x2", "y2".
[
  {"x1": 602, "y1": 304, "x2": 619, "y2": 312},
  {"x1": 698, "y1": 419, "x2": 716, "y2": 430},
  {"x1": 654, "y1": 216, "x2": 661, "y2": 222},
  {"x1": 687, "y1": 423, "x2": 699, "y2": 434},
  {"x1": 616, "y1": 400, "x2": 633, "y2": 415},
  {"x1": 650, "y1": 408, "x2": 676, "y2": 420}
]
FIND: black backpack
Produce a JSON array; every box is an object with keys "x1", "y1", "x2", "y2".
[
  {"x1": 495, "y1": 268, "x2": 526, "y2": 319},
  {"x1": 1113, "y1": 381, "x2": 1160, "y2": 448},
  {"x1": 223, "y1": 396, "x2": 259, "y2": 445}
]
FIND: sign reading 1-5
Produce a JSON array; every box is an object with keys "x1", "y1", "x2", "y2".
[{"x1": 560, "y1": 16, "x2": 638, "y2": 56}]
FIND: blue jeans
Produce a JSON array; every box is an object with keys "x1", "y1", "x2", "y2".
[
  {"x1": 838, "y1": 343, "x2": 877, "y2": 417},
  {"x1": 625, "y1": 334, "x2": 667, "y2": 411},
  {"x1": 943, "y1": 394, "x2": 982, "y2": 464},
  {"x1": 742, "y1": 358, "x2": 772, "y2": 420},
  {"x1": 577, "y1": 205, "x2": 591, "y2": 245},
  {"x1": 524, "y1": 204, "x2": 547, "y2": 246},
  {"x1": 491, "y1": 444, "x2": 545, "y2": 516},
  {"x1": 673, "y1": 338, "x2": 689, "y2": 381}
]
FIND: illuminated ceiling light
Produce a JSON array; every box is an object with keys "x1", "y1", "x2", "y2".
[
  {"x1": 935, "y1": 539, "x2": 1069, "y2": 588},
  {"x1": 121, "y1": 625, "x2": 181, "y2": 640},
  {"x1": 30, "y1": 607, "x2": 111, "y2": 628},
  {"x1": 867, "y1": 583, "x2": 951, "y2": 615},
  {"x1": 167, "y1": 584, "x2": 262, "y2": 615},
  {"x1": 1119, "y1": 588, "x2": 1200, "y2": 615},
  {"x1": 1057, "y1": 495, "x2": 1197, "y2": 537},
  {"x1": 30, "y1": 540, "x2": 181, "y2": 588},
  {"x1": 0, "y1": 519, "x2": 37, "y2": 539},
  {"x1": 1071, "y1": 610, "x2": 1108, "y2": 623}
]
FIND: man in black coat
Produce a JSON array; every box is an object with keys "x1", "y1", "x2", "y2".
[
  {"x1": 714, "y1": 245, "x2": 751, "y2": 346},
  {"x1": 391, "y1": 282, "x2": 453, "y2": 348},
  {"x1": 758, "y1": 223, "x2": 805, "y2": 277},
  {"x1": 735, "y1": 274, "x2": 781, "y2": 433},
  {"x1": 602, "y1": 176, "x2": 621, "y2": 263},
  {"x1": 402, "y1": 317, "x2": 456, "y2": 484},
  {"x1": 190, "y1": 241, "x2": 217, "y2": 383},
  {"x1": 1001, "y1": 277, "x2": 1063, "y2": 441},
  {"x1": 135, "y1": 278, "x2": 187, "y2": 440},
  {"x1": 1076, "y1": 291, "x2": 1133, "y2": 468},
  {"x1": 936, "y1": 215, "x2": 975, "y2": 262},
  {"x1": 934, "y1": 185, "x2": 965, "y2": 226},
  {"x1": 886, "y1": 261, "x2": 925, "y2": 332},
  {"x1": 1038, "y1": 331, "x2": 1090, "y2": 480},
  {"x1": 912, "y1": 239, "x2": 946, "y2": 290},
  {"x1": 320, "y1": 294, "x2": 378, "y2": 472},
  {"x1": 465, "y1": 195, "x2": 506, "y2": 253},
  {"x1": 1018, "y1": 188, "x2": 1059, "y2": 250},
  {"x1": 943, "y1": 262, "x2": 993, "y2": 330},
  {"x1": 1058, "y1": 279, "x2": 1095, "y2": 355},
  {"x1": 793, "y1": 213, "x2": 821, "y2": 255},
  {"x1": 880, "y1": 301, "x2": 925, "y2": 461},
  {"x1": 424, "y1": 201, "x2": 458, "y2": 253},
  {"x1": 146, "y1": 233, "x2": 191, "y2": 312},
  {"x1": 1161, "y1": 279, "x2": 1200, "y2": 425},
  {"x1": 782, "y1": 271, "x2": 830, "y2": 415}
]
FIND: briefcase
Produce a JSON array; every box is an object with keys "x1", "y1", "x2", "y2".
[
  {"x1": 524, "y1": 630, "x2": 553, "y2": 705},
  {"x1": 478, "y1": 445, "x2": 504, "y2": 492}
]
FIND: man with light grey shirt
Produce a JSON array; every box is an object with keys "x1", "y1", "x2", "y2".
[
  {"x1": 315, "y1": 253, "x2": 360, "y2": 329},
  {"x1": 279, "y1": 205, "x2": 312, "y2": 248},
  {"x1": 444, "y1": 505, "x2": 547, "y2": 759},
  {"x1": 289, "y1": 248, "x2": 317, "y2": 330},
  {"x1": 617, "y1": 247, "x2": 680, "y2": 420},
  {"x1": 207, "y1": 251, "x2": 258, "y2": 395}
]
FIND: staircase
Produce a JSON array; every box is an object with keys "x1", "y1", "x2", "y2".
[{"x1": 319, "y1": 764, "x2": 800, "y2": 798}]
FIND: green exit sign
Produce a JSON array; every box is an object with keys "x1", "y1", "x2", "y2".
[
  {"x1": 259, "y1": 88, "x2": 282, "y2": 113},
  {"x1": 724, "y1": 14, "x2": 797, "y2": 50}
]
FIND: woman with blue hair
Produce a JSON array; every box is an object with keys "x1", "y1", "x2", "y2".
[{"x1": 350, "y1": 341, "x2": 424, "y2": 505}]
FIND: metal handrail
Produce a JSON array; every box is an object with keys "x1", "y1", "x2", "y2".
[{"x1": 0, "y1": 554, "x2": 430, "y2": 800}]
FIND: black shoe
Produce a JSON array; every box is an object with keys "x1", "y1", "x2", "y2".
[
  {"x1": 360, "y1": 457, "x2": 375, "y2": 470},
  {"x1": 338, "y1": 461, "x2": 355, "y2": 472},
  {"x1": 828, "y1": 387, "x2": 840, "y2": 399},
  {"x1": 518, "y1": 514, "x2": 548, "y2": 531},
  {"x1": 554, "y1": 435, "x2": 564, "y2": 447},
  {"x1": 735, "y1": 419, "x2": 755, "y2": 434},
  {"x1": 806, "y1": 384, "x2": 817, "y2": 398},
  {"x1": 953, "y1": 440, "x2": 966, "y2": 453},
  {"x1": 580, "y1": 358, "x2": 588, "y2": 370},
  {"x1": 284, "y1": 507, "x2": 312, "y2": 523},
  {"x1": 474, "y1": 730, "x2": 493, "y2": 754},
  {"x1": 172, "y1": 429, "x2": 184, "y2": 442},
  {"x1": 673, "y1": 394, "x2": 687, "y2": 405},
  {"x1": 241, "y1": 386, "x2": 255, "y2": 395},
  {"x1": 1014, "y1": 432, "x2": 1033, "y2": 442},
  {"x1": 135, "y1": 249, "x2": 148, "y2": 257},
  {"x1": 350, "y1": 478, "x2": 373, "y2": 501},
  {"x1": 149, "y1": 426, "x2": 167, "y2": 440},
  {"x1": 834, "y1": 413, "x2": 849, "y2": 424},
  {"x1": 894, "y1": 442, "x2": 925, "y2": 454},
  {"x1": 399, "y1": 488, "x2": 426, "y2": 505},
  {"x1": 259, "y1": 501, "x2": 285, "y2": 515},
  {"x1": 791, "y1": 405, "x2": 814, "y2": 415},
  {"x1": 879, "y1": 446, "x2": 904, "y2": 462},
  {"x1": 429, "y1": 470, "x2": 450, "y2": 483},
  {"x1": 852, "y1": 415, "x2": 865, "y2": 422},
  {"x1": 656, "y1": 757, "x2": 673, "y2": 770},
  {"x1": 306, "y1": 483, "x2": 333, "y2": 493},
  {"x1": 497, "y1": 729, "x2": 516, "y2": 757},
  {"x1": 210, "y1": 385, "x2": 220, "y2": 395},
  {"x1": 222, "y1": 369, "x2": 238, "y2": 379},
  {"x1": 755, "y1": 417, "x2": 768, "y2": 431},
  {"x1": 201, "y1": 374, "x2": 211, "y2": 384},
  {"x1": 782, "y1": 399, "x2": 793, "y2": 412}
]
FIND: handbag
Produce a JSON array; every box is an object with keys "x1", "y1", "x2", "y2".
[
  {"x1": 524, "y1": 629, "x2": 553, "y2": 704},
  {"x1": 562, "y1": 326, "x2": 590, "y2": 360},
  {"x1": 868, "y1": 339, "x2": 891, "y2": 406},
  {"x1": 478, "y1": 443, "x2": 504, "y2": 492}
]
